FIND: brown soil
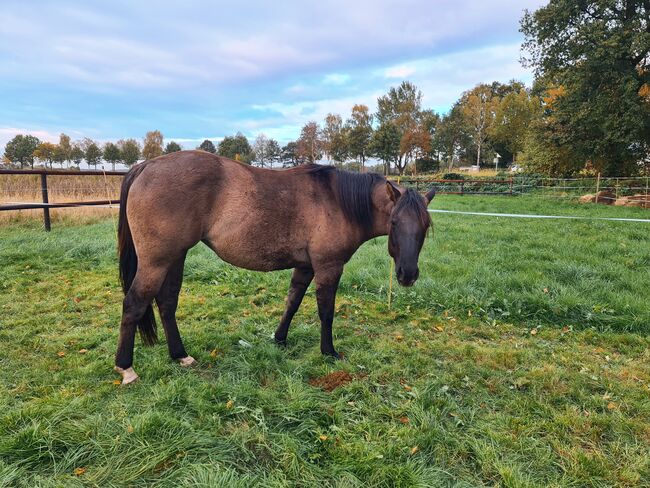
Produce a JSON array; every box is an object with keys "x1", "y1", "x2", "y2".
[{"x1": 309, "y1": 371, "x2": 357, "y2": 392}]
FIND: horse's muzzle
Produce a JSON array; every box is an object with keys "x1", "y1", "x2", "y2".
[{"x1": 397, "y1": 266, "x2": 419, "y2": 287}]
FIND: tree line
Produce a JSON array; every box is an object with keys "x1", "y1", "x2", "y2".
[
  {"x1": 0, "y1": 80, "x2": 542, "y2": 176},
  {"x1": 2, "y1": 1, "x2": 648, "y2": 177}
]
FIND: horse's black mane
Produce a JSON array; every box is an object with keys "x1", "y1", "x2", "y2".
[
  {"x1": 294, "y1": 164, "x2": 430, "y2": 230},
  {"x1": 296, "y1": 165, "x2": 382, "y2": 229},
  {"x1": 393, "y1": 185, "x2": 432, "y2": 228}
]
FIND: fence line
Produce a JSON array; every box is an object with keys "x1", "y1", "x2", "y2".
[
  {"x1": 1, "y1": 169, "x2": 648, "y2": 231},
  {"x1": 429, "y1": 209, "x2": 650, "y2": 223}
]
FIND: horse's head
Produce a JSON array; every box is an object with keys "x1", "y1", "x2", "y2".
[{"x1": 385, "y1": 182, "x2": 435, "y2": 287}]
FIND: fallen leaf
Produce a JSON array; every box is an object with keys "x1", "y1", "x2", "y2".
[
  {"x1": 319, "y1": 435, "x2": 328, "y2": 441},
  {"x1": 607, "y1": 402, "x2": 618, "y2": 410},
  {"x1": 403, "y1": 385, "x2": 412, "y2": 392},
  {"x1": 226, "y1": 400, "x2": 234, "y2": 409},
  {"x1": 399, "y1": 416, "x2": 409, "y2": 424},
  {"x1": 113, "y1": 379, "x2": 121, "y2": 385},
  {"x1": 73, "y1": 467, "x2": 86, "y2": 476},
  {"x1": 543, "y1": 288, "x2": 549, "y2": 293},
  {"x1": 561, "y1": 326, "x2": 571, "y2": 334},
  {"x1": 395, "y1": 334, "x2": 404, "y2": 341},
  {"x1": 78, "y1": 349, "x2": 88, "y2": 354},
  {"x1": 512, "y1": 377, "x2": 531, "y2": 389},
  {"x1": 410, "y1": 446, "x2": 419, "y2": 455},
  {"x1": 433, "y1": 326, "x2": 444, "y2": 333},
  {"x1": 127, "y1": 425, "x2": 134, "y2": 433},
  {"x1": 57, "y1": 351, "x2": 66, "y2": 357},
  {"x1": 530, "y1": 329, "x2": 538, "y2": 336}
]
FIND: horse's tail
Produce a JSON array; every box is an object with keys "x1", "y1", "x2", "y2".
[{"x1": 118, "y1": 163, "x2": 157, "y2": 346}]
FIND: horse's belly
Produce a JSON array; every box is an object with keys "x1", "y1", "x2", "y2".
[{"x1": 204, "y1": 237, "x2": 309, "y2": 272}]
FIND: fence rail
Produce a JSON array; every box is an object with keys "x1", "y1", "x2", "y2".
[
  {"x1": 0, "y1": 168, "x2": 125, "y2": 231},
  {"x1": 1, "y1": 168, "x2": 648, "y2": 231}
]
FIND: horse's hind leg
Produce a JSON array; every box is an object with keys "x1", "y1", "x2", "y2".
[
  {"x1": 155, "y1": 253, "x2": 195, "y2": 367},
  {"x1": 274, "y1": 267, "x2": 314, "y2": 345},
  {"x1": 115, "y1": 264, "x2": 168, "y2": 384}
]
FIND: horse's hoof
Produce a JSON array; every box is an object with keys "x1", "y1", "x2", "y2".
[
  {"x1": 114, "y1": 366, "x2": 139, "y2": 385},
  {"x1": 323, "y1": 350, "x2": 344, "y2": 360},
  {"x1": 178, "y1": 356, "x2": 197, "y2": 367},
  {"x1": 274, "y1": 337, "x2": 287, "y2": 347}
]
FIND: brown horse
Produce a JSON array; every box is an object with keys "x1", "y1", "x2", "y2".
[{"x1": 115, "y1": 150, "x2": 435, "y2": 384}]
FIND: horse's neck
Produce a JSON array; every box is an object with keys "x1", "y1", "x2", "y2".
[{"x1": 368, "y1": 186, "x2": 392, "y2": 238}]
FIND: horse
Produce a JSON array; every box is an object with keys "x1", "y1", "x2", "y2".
[{"x1": 114, "y1": 150, "x2": 435, "y2": 384}]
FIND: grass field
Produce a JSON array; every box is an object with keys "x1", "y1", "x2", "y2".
[{"x1": 1, "y1": 195, "x2": 649, "y2": 487}]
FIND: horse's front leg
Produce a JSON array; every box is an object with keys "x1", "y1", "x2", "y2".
[
  {"x1": 275, "y1": 267, "x2": 314, "y2": 345},
  {"x1": 314, "y1": 263, "x2": 344, "y2": 358}
]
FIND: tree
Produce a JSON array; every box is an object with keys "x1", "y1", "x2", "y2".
[
  {"x1": 33, "y1": 142, "x2": 57, "y2": 168},
  {"x1": 3, "y1": 134, "x2": 41, "y2": 168},
  {"x1": 322, "y1": 114, "x2": 348, "y2": 164},
  {"x1": 281, "y1": 142, "x2": 299, "y2": 167},
  {"x1": 253, "y1": 133, "x2": 271, "y2": 167},
  {"x1": 376, "y1": 81, "x2": 427, "y2": 174},
  {"x1": 70, "y1": 143, "x2": 85, "y2": 167},
  {"x1": 266, "y1": 139, "x2": 282, "y2": 168},
  {"x1": 345, "y1": 104, "x2": 373, "y2": 168},
  {"x1": 490, "y1": 89, "x2": 541, "y2": 164},
  {"x1": 521, "y1": 0, "x2": 650, "y2": 175},
  {"x1": 118, "y1": 139, "x2": 141, "y2": 167},
  {"x1": 197, "y1": 139, "x2": 216, "y2": 153},
  {"x1": 82, "y1": 138, "x2": 102, "y2": 168},
  {"x1": 165, "y1": 141, "x2": 182, "y2": 154},
  {"x1": 459, "y1": 84, "x2": 499, "y2": 168},
  {"x1": 142, "y1": 130, "x2": 164, "y2": 160},
  {"x1": 103, "y1": 142, "x2": 122, "y2": 171},
  {"x1": 370, "y1": 122, "x2": 401, "y2": 175},
  {"x1": 296, "y1": 121, "x2": 323, "y2": 164},
  {"x1": 435, "y1": 104, "x2": 471, "y2": 170},
  {"x1": 519, "y1": 116, "x2": 579, "y2": 176},
  {"x1": 54, "y1": 133, "x2": 72, "y2": 167},
  {"x1": 217, "y1": 132, "x2": 253, "y2": 163}
]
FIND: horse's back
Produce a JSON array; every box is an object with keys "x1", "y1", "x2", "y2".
[{"x1": 126, "y1": 151, "x2": 231, "y2": 260}]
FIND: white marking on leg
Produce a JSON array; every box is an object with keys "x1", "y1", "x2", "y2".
[
  {"x1": 114, "y1": 366, "x2": 139, "y2": 385},
  {"x1": 178, "y1": 356, "x2": 196, "y2": 367}
]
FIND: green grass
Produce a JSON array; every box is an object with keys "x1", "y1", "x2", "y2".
[{"x1": 1, "y1": 195, "x2": 649, "y2": 487}]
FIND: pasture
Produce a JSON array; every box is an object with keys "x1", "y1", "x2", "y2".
[{"x1": 1, "y1": 195, "x2": 649, "y2": 487}]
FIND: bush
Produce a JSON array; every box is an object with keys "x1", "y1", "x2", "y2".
[
  {"x1": 415, "y1": 157, "x2": 440, "y2": 174},
  {"x1": 442, "y1": 172, "x2": 465, "y2": 180}
]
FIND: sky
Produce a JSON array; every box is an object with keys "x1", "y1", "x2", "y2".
[{"x1": 0, "y1": 0, "x2": 547, "y2": 151}]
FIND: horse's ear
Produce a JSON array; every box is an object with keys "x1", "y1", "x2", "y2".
[
  {"x1": 386, "y1": 181, "x2": 401, "y2": 203},
  {"x1": 424, "y1": 187, "x2": 436, "y2": 204}
]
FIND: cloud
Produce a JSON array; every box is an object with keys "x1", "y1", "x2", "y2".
[
  {"x1": 0, "y1": 0, "x2": 548, "y2": 147},
  {"x1": 0, "y1": 0, "x2": 545, "y2": 90},
  {"x1": 0, "y1": 128, "x2": 60, "y2": 153},
  {"x1": 384, "y1": 65, "x2": 417, "y2": 79},
  {"x1": 323, "y1": 73, "x2": 351, "y2": 85}
]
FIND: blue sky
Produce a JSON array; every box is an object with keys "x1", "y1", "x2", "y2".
[{"x1": 0, "y1": 0, "x2": 546, "y2": 150}]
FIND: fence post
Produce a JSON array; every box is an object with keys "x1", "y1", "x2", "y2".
[
  {"x1": 460, "y1": 181, "x2": 465, "y2": 196},
  {"x1": 595, "y1": 172, "x2": 601, "y2": 203},
  {"x1": 40, "y1": 172, "x2": 51, "y2": 231},
  {"x1": 509, "y1": 177, "x2": 513, "y2": 196}
]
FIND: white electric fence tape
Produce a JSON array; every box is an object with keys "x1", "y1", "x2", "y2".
[{"x1": 428, "y1": 209, "x2": 650, "y2": 223}]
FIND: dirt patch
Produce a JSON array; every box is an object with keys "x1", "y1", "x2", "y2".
[{"x1": 309, "y1": 371, "x2": 359, "y2": 392}]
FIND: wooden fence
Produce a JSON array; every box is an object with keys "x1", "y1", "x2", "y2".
[
  {"x1": 0, "y1": 168, "x2": 126, "y2": 231},
  {"x1": 0, "y1": 169, "x2": 515, "y2": 231}
]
